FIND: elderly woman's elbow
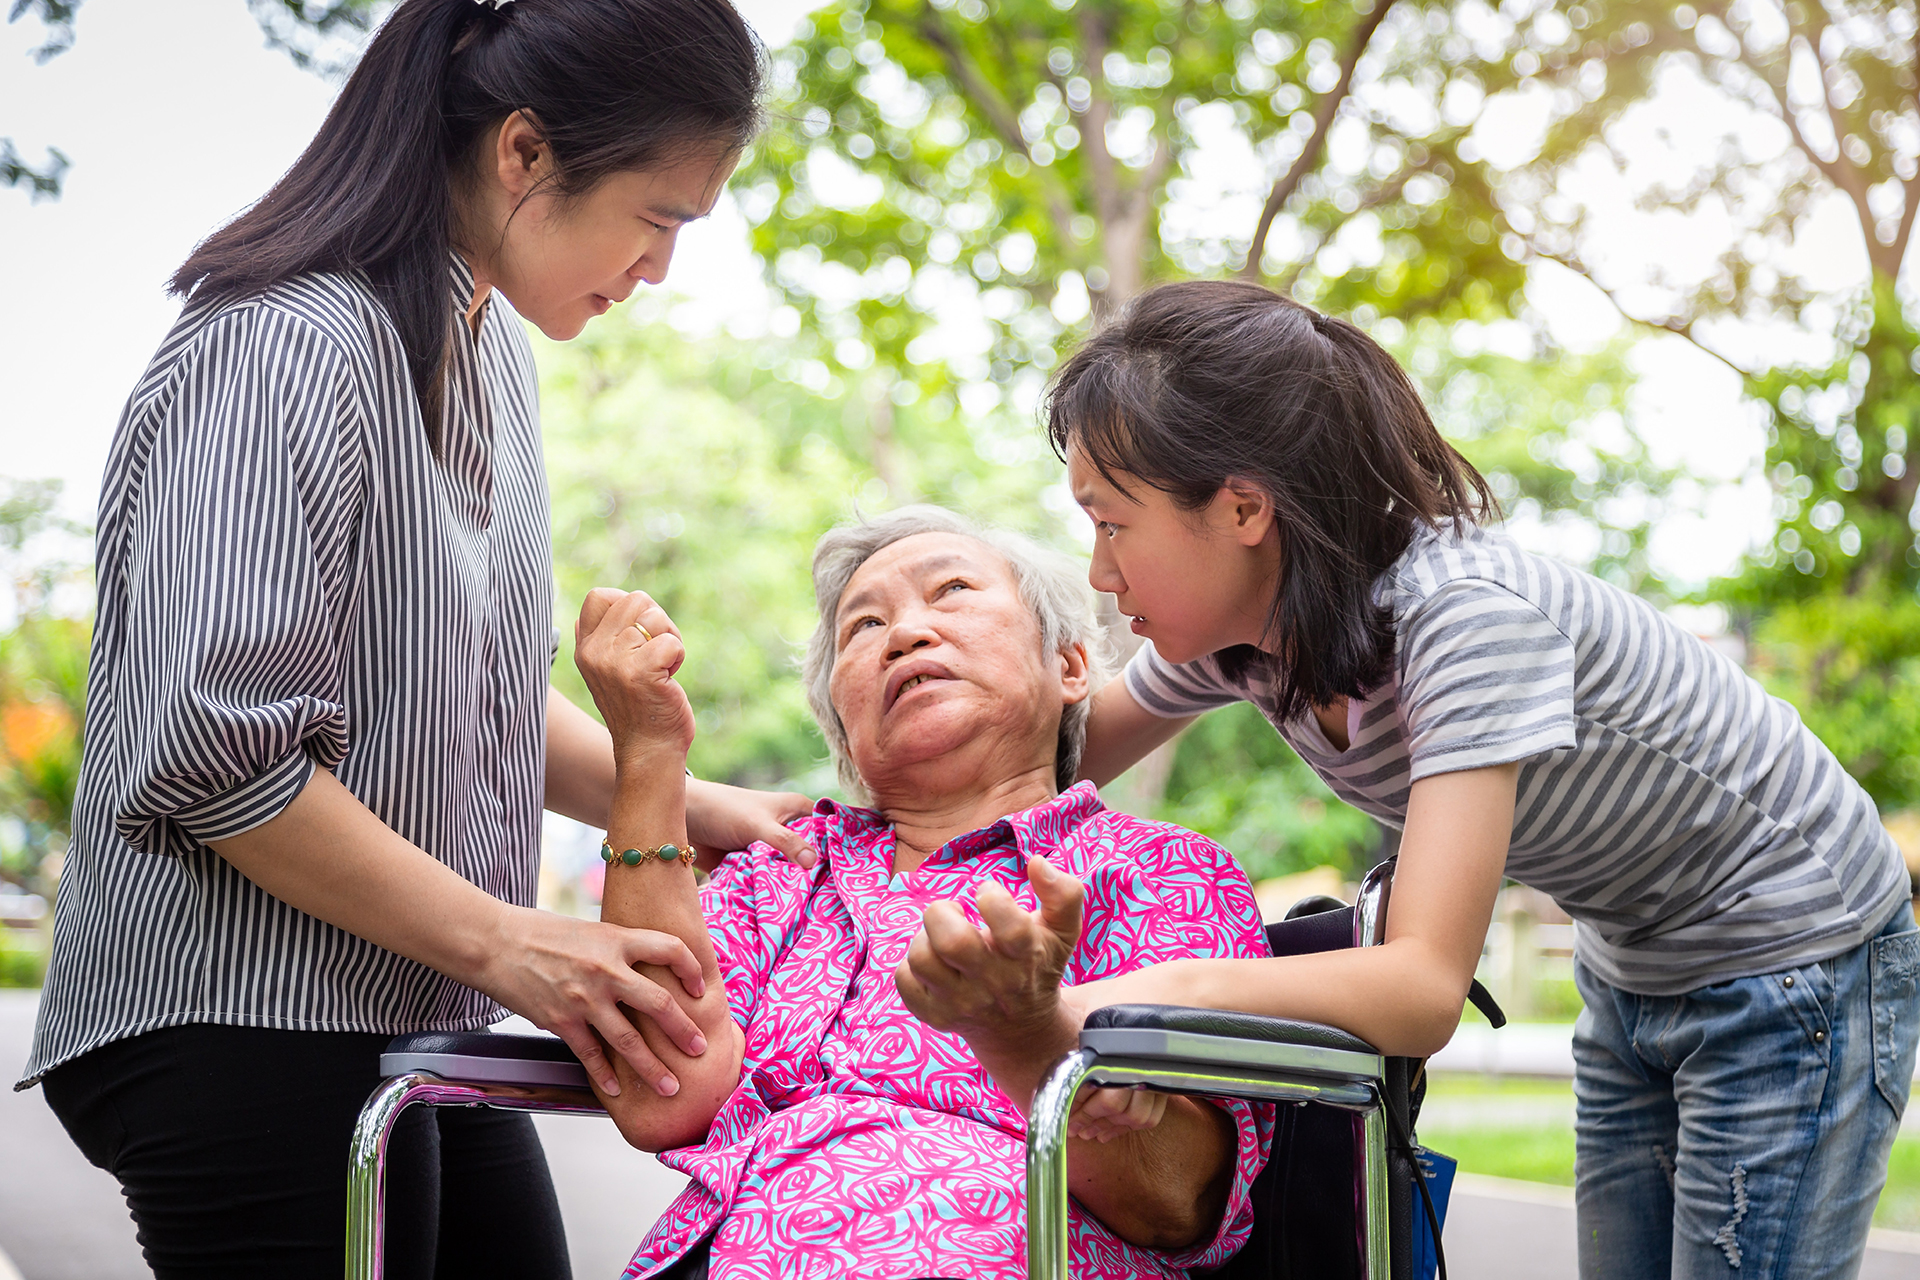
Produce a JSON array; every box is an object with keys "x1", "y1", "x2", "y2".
[
  {"x1": 609, "y1": 1096, "x2": 720, "y2": 1154},
  {"x1": 604, "y1": 1025, "x2": 745, "y2": 1153}
]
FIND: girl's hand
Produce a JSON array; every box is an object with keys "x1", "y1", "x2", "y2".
[
  {"x1": 1070, "y1": 1086, "x2": 1170, "y2": 1142},
  {"x1": 477, "y1": 903, "x2": 710, "y2": 1098},
  {"x1": 686, "y1": 777, "x2": 819, "y2": 869},
  {"x1": 573, "y1": 589, "x2": 694, "y2": 765}
]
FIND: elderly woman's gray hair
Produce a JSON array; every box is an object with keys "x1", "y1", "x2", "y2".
[{"x1": 803, "y1": 505, "x2": 1114, "y2": 801}]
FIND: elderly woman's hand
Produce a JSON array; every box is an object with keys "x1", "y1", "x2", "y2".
[
  {"x1": 574, "y1": 589, "x2": 695, "y2": 765},
  {"x1": 895, "y1": 855, "x2": 1094, "y2": 1111}
]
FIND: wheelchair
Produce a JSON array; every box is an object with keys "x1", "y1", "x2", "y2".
[{"x1": 346, "y1": 856, "x2": 1495, "y2": 1279}]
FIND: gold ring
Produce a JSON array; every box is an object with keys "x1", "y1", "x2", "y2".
[{"x1": 631, "y1": 623, "x2": 653, "y2": 644}]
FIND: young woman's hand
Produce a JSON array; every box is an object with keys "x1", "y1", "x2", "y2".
[
  {"x1": 685, "y1": 778, "x2": 818, "y2": 869},
  {"x1": 573, "y1": 588, "x2": 694, "y2": 766},
  {"x1": 475, "y1": 902, "x2": 711, "y2": 1098}
]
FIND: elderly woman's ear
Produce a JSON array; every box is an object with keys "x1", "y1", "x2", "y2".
[{"x1": 1057, "y1": 641, "x2": 1093, "y2": 708}]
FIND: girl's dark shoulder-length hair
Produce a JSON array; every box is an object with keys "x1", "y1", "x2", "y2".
[
  {"x1": 171, "y1": 0, "x2": 763, "y2": 447},
  {"x1": 1045, "y1": 279, "x2": 1496, "y2": 724}
]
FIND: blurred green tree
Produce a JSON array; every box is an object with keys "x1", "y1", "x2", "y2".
[
  {"x1": 738, "y1": 0, "x2": 1547, "y2": 401},
  {"x1": 0, "y1": 478, "x2": 89, "y2": 901}
]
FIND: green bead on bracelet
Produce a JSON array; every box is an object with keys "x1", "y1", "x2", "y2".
[{"x1": 600, "y1": 840, "x2": 695, "y2": 868}]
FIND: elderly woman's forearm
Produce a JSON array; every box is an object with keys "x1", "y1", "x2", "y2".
[
  {"x1": 595, "y1": 754, "x2": 743, "y2": 1149},
  {"x1": 964, "y1": 1004, "x2": 1234, "y2": 1247},
  {"x1": 1069, "y1": 1097, "x2": 1236, "y2": 1249}
]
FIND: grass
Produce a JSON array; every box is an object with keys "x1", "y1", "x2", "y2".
[{"x1": 1421, "y1": 1072, "x2": 1920, "y2": 1231}]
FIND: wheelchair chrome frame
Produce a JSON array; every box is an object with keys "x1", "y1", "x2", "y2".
[
  {"x1": 344, "y1": 1073, "x2": 604, "y2": 1280},
  {"x1": 1026, "y1": 859, "x2": 1396, "y2": 1280}
]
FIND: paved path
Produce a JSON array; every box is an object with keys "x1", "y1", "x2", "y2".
[{"x1": 5, "y1": 991, "x2": 1918, "y2": 1278}]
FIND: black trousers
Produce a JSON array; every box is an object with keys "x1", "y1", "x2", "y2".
[{"x1": 42, "y1": 1024, "x2": 571, "y2": 1280}]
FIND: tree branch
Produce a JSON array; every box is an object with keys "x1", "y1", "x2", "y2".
[
  {"x1": 1784, "y1": 7, "x2": 1893, "y2": 275},
  {"x1": 1709, "y1": 2, "x2": 1888, "y2": 276},
  {"x1": 1895, "y1": 34, "x2": 1920, "y2": 275},
  {"x1": 1532, "y1": 243, "x2": 1751, "y2": 379},
  {"x1": 1240, "y1": 0, "x2": 1399, "y2": 279},
  {"x1": 916, "y1": 11, "x2": 1079, "y2": 251},
  {"x1": 916, "y1": 13, "x2": 1030, "y2": 158}
]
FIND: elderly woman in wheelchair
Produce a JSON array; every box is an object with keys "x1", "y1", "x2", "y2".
[{"x1": 570, "y1": 505, "x2": 1276, "y2": 1280}]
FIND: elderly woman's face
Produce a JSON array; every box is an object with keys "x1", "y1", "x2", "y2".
[{"x1": 829, "y1": 532, "x2": 1085, "y2": 795}]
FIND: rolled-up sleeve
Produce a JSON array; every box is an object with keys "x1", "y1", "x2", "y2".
[{"x1": 110, "y1": 305, "x2": 365, "y2": 856}]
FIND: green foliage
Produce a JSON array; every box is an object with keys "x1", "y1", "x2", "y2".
[
  {"x1": 7, "y1": 0, "x2": 79, "y2": 62},
  {"x1": 1495, "y1": 0, "x2": 1920, "y2": 813},
  {"x1": 0, "y1": 478, "x2": 90, "y2": 899},
  {"x1": 0, "y1": 616, "x2": 87, "y2": 901},
  {"x1": 1155, "y1": 702, "x2": 1383, "y2": 882},
  {"x1": 1744, "y1": 588, "x2": 1920, "y2": 812},
  {"x1": 0, "y1": 927, "x2": 49, "y2": 988},
  {"x1": 0, "y1": 138, "x2": 68, "y2": 201},
  {"x1": 739, "y1": 0, "x2": 1542, "y2": 420}
]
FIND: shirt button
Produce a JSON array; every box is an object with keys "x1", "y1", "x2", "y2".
[{"x1": 1783, "y1": 975, "x2": 1795, "y2": 988}]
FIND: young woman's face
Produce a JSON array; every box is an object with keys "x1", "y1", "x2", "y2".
[
  {"x1": 1066, "y1": 445, "x2": 1283, "y2": 665},
  {"x1": 466, "y1": 115, "x2": 738, "y2": 339}
]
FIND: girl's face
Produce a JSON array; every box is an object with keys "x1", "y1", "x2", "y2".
[
  {"x1": 463, "y1": 112, "x2": 738, "y2": 339},
  {"x1": 1066, "y1": 444, "x2": 1283, "y2": 665}
]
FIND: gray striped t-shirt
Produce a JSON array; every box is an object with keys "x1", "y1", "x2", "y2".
[{"x1": 1125, "y1": 520, "x2": 1908, "y2": 995}]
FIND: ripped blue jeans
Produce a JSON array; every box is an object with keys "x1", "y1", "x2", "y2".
[{"x1": 1572, "y1": 902, "x2": 1919, "y2": 1279}]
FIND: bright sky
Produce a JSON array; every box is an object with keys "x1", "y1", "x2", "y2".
[{"x1": 0, "y1": 0, "x2": 1869, "y2": 605}]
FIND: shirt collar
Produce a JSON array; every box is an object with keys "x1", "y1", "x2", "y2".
[
  {"x1": 811, "y1": 781, "x2": 1105, "y2": 871},
  {"x1": 449, "y1": 252, "x2": 490, "y2": 327}
]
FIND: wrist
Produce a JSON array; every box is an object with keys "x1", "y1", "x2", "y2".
[
  {"x1": 454, "y1": 897, "x2": 522, "y2": 993},
  {"x1": 612, "y1": 741, "x2": 691, "y2": 781},
  {"x1": 969, "y1": 998, "x2": 1081, "y2": 1114}
]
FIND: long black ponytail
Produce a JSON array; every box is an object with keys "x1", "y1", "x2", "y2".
[{"x1": 171, "y1": 0, "x2": 762, "y2": 443}]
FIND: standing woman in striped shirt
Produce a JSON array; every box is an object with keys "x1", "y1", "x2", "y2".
[
  {"x1": 1024, "y1": 280, "x2": 1918, "y2": 1278},
  {"x1": 18, "y1": 1, "x2": 809, "y2": 1275}
]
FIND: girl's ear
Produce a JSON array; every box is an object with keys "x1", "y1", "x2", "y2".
[
  {"x1": 1214, "y1": 480, "x2": 1279, "y2": 548},
  {"x1": 1057, "y1": 641, "x2": 1093, "y2": 708}
]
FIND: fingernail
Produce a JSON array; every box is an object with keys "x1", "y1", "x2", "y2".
[
  {"x1": 691, "y1": 979, "x2": 706, "y2": 998},
  {"x1": 690, "y1": 1033, "x2": 707, "y2": 1054},
  {"x1": 603, "y1": 1078, "x2": 621, "y2": 1097},
  {"x1": 658, "y1": 1075, "x2": 680, "y2": 1096}
]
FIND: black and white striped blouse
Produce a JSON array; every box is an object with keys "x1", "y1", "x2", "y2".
[
  {"x1": 21, "y1": 255, "x2": 553, "y2": 1087},
  {"x1": 1127, "y1": 520, "x2": 1908, "y2": 996}
]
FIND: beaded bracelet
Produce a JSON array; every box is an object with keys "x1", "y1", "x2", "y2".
[{"x1": 601, "y1": 840, "x2": 697, "y2": 868}]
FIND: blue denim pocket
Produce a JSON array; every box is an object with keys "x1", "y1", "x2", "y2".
[{"x1": 1869, "y1": 925, "x2": 1920, "y2": 1118}]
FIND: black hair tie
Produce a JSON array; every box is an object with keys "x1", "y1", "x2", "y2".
[{"x1": 1311, "y1": 311, "x2": 1333, "y2": 335}]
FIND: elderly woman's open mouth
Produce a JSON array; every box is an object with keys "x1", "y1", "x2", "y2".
[{"x1": 885, "y1": 659, "x2": 958, "y2": 713}]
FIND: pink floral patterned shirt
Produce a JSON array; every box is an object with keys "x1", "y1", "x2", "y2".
[{"x1": 624, "y1": 782, "x2": 1275, "y2": 1280}]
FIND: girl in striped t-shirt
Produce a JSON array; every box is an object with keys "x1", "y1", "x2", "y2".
[{"x1": 1043, "y1": 279, "x2": 1916, "y2": 1279}]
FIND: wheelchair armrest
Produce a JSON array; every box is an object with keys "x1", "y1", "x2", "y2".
[
  {"x1": 1081, "y1": 1003, "x2": 1382, "y2": 1083},
  {"x1": 379, "y1": 1031, "x2": 593, "y2": 1092}
]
